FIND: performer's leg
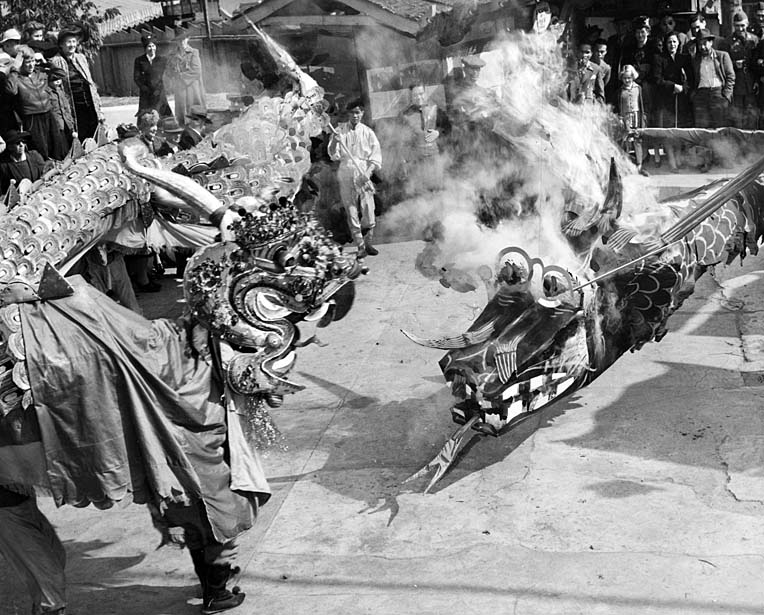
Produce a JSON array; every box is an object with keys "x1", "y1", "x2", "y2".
[
  {"x1": 359, "y1": 193, "x2": 378, "y2": 255},
  {"x1": 338, "y1": 172, "x2": 364, "y2": 255},
  {"x1": 201, "y1": 540, "x2": 243, "y2": 614},
  {"x1": 0, "y1": 491, "x2": 67, "y2": 614}
]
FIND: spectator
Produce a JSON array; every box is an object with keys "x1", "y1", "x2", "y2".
[
  {"x1": 690, "y1": 28, "x2": 735, "y2": 129},
  {"x1": 398, "y1": 83, "x2": 449, "y2": 194},
  {"x1": 751, "y1": 2, "x2": 764, "y2": 39},
  {"x1": 155, "y1": 115, "x2": 183, "y2": 156},
  {"x1": 400, "y1": 83, "x2": 449, "y2": 162},
  {"x1": 49, "y1": 25, "x2": 104, "y2": 141},
  {"x1": 167, "y1": 33, "x2": 205, "y2": 126},
  {"x1": 327, "y1": 99, "x2": 382, "y2": 260},
  {"x1": 591, "y1": 39, "x2": 612, "y2": 98},
  {"x1": 567, "y1": 42, "x2": 604, "y2": 103},
  {"x1": 179, "y1": 105, "x2": 211, "y2": 150},
  {"x1": 0, "y1": 32, "x2": 21, "y2": 136},
  {"x1": 47, "y1": 65, "x2": 76, "y2": 153},
  {"x1": 4, "y1": 45, "x2": 65, "y2": 160},
  {"x1": 653, "y1": 32, "x2": 694, "y2": 170},
  {"x1": 656, "y1": 14, "x2": 690, "y2": 53},
  {"x1": 134, "y1": 108, "x2": 164, "y2": 154},
  {"x1": 727, "y1": 11, "x2": 759, "y2": 129},
  {"x1": 691, "y1": 29, "x2": 735, "y2": 171},
  {"x1": 21, "y1": 21, "x2": 50, "y2": 71},
  {"x1": 619, "y1": 17, "x2": 656, "y2": 119},
  {"x1": 21, "y1": 22, "x2": 45, "y2": 43},
  {"x1": 752, "y1": 31, "x2": 764, "y2": 127},
  {"x1": 615, "y1": 65, "x2": 648, "y2": 176},
  {"x1": 0, "y1": 28, "x2": 22, "y2": 71},
  {"x1": 688, "y1": 13, "x2": 727, "y2": 56},
  {"x1": 133, "y1": 34, "x2": 172, "y2": 119},
  {"x1": 0, "y1": 129, "x2": 50, "y2": 193}
]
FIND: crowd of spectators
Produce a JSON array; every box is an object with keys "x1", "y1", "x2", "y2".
[
  {"x1": 566, "y1": 5, "x2": 764, "y2": 171},
  {"x1": 0, "y1": 22, "x2": 208, "y2": 193},
  {"x1": 0, "y1": 23, "x2": 106, "y2": 191}
]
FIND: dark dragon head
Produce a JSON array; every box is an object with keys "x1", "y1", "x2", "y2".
[{"x1": 406, "y1": 247, "x2": 589, "y2": 432}]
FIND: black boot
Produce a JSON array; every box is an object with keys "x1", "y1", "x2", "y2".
[
  {"x1": 189, "y1": 548, "x2": 207, "y2": 599},
  {"x1": 202, "y1": 561, "x2": 245, "y2": 614}
]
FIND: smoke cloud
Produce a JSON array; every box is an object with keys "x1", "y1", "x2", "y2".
[{"x1": 380, "y1": 30, "x2": 662, "y2": 291}]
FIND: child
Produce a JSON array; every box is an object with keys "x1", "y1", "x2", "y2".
[
  {"x1": 47, "y1": 66, "x2": 76, "y2": 156},
  {"x1": 616, "y1": 64, "x2": 648, "y2": 176}
]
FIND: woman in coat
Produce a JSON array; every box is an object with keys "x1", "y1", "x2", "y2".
[
  {"x1": 48, "y1": 26, "x2": 104, "y2": 141},
  {"x1": 652, "y1": 31, "x2": 694, "y2": 170},
  {"x1": 167, "y1": 34, "x2": 205, "y2": 125},
  {"x1": 133, "y1": 34, "x2": 172, "y2": 117}
]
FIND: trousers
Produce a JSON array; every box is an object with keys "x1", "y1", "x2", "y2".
[{"x1": 0, "y1": 493, "x2": 67, "y2": 614}]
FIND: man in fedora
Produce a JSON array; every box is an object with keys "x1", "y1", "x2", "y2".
[
  {"x1": 690, "y1": 28, "x2": 735, "y2": 171},
  {"x1": 0, "y1": 129, "x2": 50, "y2": 192},
  {"x1": 691, "y1": 28, "x2": 735, "y2": 129},
  {"x1": 156, "y1": 115, "x2": 184, "y2": 157},
  {"x1": 179, "y1": 105, "x2": 211, "y2": 150}
]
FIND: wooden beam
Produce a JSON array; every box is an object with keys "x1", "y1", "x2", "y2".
[
  {"x1": 338, "y1": 0, "x2": 420, "y2": 34},
  {"x1": 236, "y1": 0, "x2": 296, "y2": 23},
  {"x1": 261, "y1": 14, "x2": 377, "y2": 26}
]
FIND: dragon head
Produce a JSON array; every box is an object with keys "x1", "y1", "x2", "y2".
[
  {"x1": 184, "y1": 203, "x2": 360, "y2": 405},
  {"x1": 407, "y1": 248, "x2": 592, "y2": 431},
  {"x1": 122, "y1": 153, "x2": 361, "y2": 411}
]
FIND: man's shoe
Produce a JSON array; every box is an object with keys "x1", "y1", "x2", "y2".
[
  {"x1": 202, "y1": 591, "x2": 245, "y2": 614},
  {"x1": 356, "y1": 248, "x2": 367, "y2": 260},
  {"x1": 364, "y1": 244, "x2": 379, "y2": 256}
]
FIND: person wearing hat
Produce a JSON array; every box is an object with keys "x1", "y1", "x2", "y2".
[
  {"x1": 0, "y1": 128, "x2": 51, "y2": 192},
  {"x1": 444, "y1": 54, "x2": 487, "y2": 119},
  {"x1": 47, "y1": 64, "x2": 76, "y2": 152},
  {"x1": 4, "y1": 44, "x2": 67, "y2": 160},
  {"x1": 48, "y1": 25, "x2": 104, "y2": 141},
  {"x1": 726, "y1": 11, "x2": 759, "y2": 129},
  {"x1": 178, "y1": 104, "x2": 211, "y2": 150},
  {"x1": 0, "y1": 28, "x2": 22, "y2": 73},
  {"x1": 750, "y1": 2, "x2": 764, "y2": 38},
  {"x1": 687, "y1": 12, "x2": 727, "y2": 57},
  {"x1": 166, "y1": 33, "x2": 205, "y2": 126},
  {"x1": 155, "y1": 115, "x2": 183, "y2": 157},
  {"x1": 690, "y1": 28, "x2": 735, "y2": 170},
  {"x1": 133, "y1": 34, "x2": 172, "y2": 119}
]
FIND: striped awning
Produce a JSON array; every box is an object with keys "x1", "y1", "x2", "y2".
[{"x1": 97, "y1": 0, "x2": 164, "y2": 37}]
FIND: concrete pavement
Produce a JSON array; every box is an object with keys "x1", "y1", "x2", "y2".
[{"x1": 4, "y1": 178, "x2": 764, "y2": 614}]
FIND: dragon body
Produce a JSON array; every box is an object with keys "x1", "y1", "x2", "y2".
[{"x1": 0, "y1": 87, "x2": 360, "y2": 506}]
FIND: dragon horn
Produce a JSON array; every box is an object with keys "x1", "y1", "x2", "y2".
[
  {"x1": 119, "y1": 141, "x2": 222, "y2": 217},
  {"x1": 400, "y1": 321, "x2": 495, "y2": 350}
]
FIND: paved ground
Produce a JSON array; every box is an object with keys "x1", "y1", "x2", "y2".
[{"x1": 4, "y1": 173, "x2": 764, "y2": 615}]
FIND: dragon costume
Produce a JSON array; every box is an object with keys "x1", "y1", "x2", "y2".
[
  {"x1": 0, "y1": 32, "x2": 361, "y2": 612},
  {"x1": 401, "y1": 32, "x2": 764, "y2": 490}
]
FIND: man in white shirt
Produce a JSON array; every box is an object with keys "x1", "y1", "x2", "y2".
[{"x1": 327, "y1": 99, "x2": 382, "y2": 259}]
